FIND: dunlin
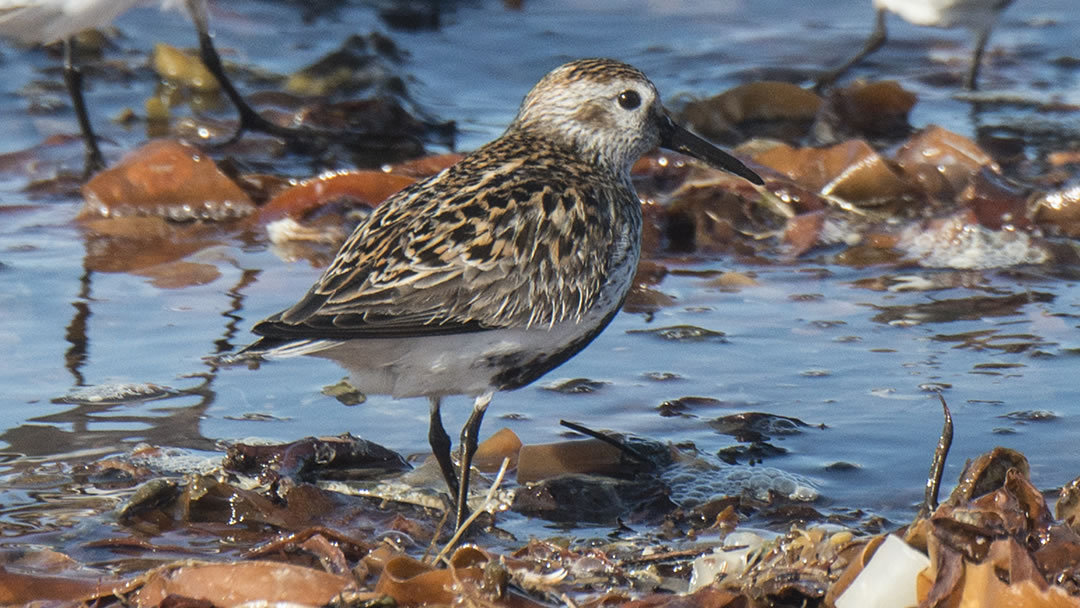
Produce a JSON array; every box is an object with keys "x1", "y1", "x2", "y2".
[
  {"x1": 238, "y1": 58, "x2": 763, "y2": 532},
  {"x1": 816, "y1": 0, "x2": 1015, "y2": 90},
  {"x1": 0, "y1": 0, "x2": 303, "y2": 175}
]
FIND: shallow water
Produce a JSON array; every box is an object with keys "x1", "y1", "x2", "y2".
[{"x1": 2, "y1": 0, "x2": 1080, "y2": 541}]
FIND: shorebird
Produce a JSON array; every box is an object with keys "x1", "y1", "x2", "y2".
[
  {"x1": 237, "y1": 58, "x2": 763, "y2": 532},
  {"x1": 815, "y1": 0, "x2": 1016, "y2": 90},
  {"x1": 0, "y1": 0, "x2": 307, "y2": 175}
]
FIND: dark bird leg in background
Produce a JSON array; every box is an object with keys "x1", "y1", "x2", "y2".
[
  {"x1": 61, "y1": 38, "x2": 106, "y2": 177},
  {"x1": 183, "y1": 0, "x2": 305, "y2": 142},
  {"x1": 965, "y1": 21, "x2": 995, "y2": 90},
  {"x1": 428, "y1": 397, "x2": 460, "y2": 500},
  {"x1": 814, "y1": 8, "x2": 888, "y2": 92},
  {"x1": 184, "y1": 0, "x2": 419, "y2": 154}
]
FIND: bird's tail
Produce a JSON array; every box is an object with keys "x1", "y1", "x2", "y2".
[{"x1": 209, "y1": 337, "x2": 340, "y2": 368}]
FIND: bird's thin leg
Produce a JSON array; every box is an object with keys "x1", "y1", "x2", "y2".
[
  {"x1": 62, "y1": 38, "x2": 106, "y2": 177},
  {"x1": 183, "y1": 0, "x2": 303, "y2": 142},
  {"x1": 965, "y1": 23, "x2": 995, "y2": 91},
  {"x1": 428, "y1": 396, "x2": 459, "y2": 499},
  {"x1": 814, "y1": 8, "x2": 888, "y2": 92},
  {"x1": 454, "y1": 391, "x2": 492, "y2": 532},
  {"x1": 182, "y1": 0, "x2": 426, "y2": 156}
]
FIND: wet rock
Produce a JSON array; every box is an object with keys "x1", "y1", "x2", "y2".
[
  {"x1": 285, "y1": 33, "x2": 405, "y2": 98},
  {"x1": 274, "y1": 33, "x2": 452, "y2": 160},
  {"x1": 642, "y1": 371, "x2": 682, "y2": 382},
  {"x1": 53, "y1": 382, "x2": 176, "y2": 405},
  {"x1": 833, "y1": 239, "x2": 905, "y2": 267},
  {"x1": 753, "y1": 139, "x2": 918, "y2": 206},
  {"x1": 813, "y1": 80, "x2": 916, "y2": 142},
  {"x1": 1032, "y1": 183, "x2": 1080, "y2": 237},
  {"x1": 999, "y1": 410, "x2": 1058, "y2": 423},
  {"x1": 702, "y1": 271, "x2": 760, "y2": 290},
  {"x1": 948, "y1": 447, "x2": 1030, "y2": 505},
  {"x1": 293, "y1": 97, "x2": 455, "y2": 156},
  {"x1": 663, "y1": 188, "x2": 739, "y2": 253},
  {"x1": 521, "y1": 430, "x2": 671, "y2": 480},
  {"x1": 679, "y1": 82, "x2": 823, "y2": 143},
  {"x1": 229, "y1": 172, "x2": 295, "y2": 205},
  {"x1": 0, "y1": 551, "x2": 127, "y2": 605},
  {"x1": 760, "y1": 503, "x2": 826, "y2": 526},
  {"x1": 894, "y1": 125, "x2": 998, "y2": 201},
  {"x1": 321, "y1": 380, "x2": 366, "y2": 406},
  {"x1": 959, "y1": 167, "x2": 1033, "y2": 230},
  {"x1": 623, "y1": 286, "x2": 676, "y2": 314},
  {"x1": 632, "y1": 151, "x2": 698, "y2": 196},
  {"x1": 223, "y1": 434, "x2": 409, "y2": 482},
  {"x1": 151, "y1": 43, "x2": 219, "y2": 92},
  {"x1": 472, "y1": 427, "x2": 523, "y2": 473},
  {"x1": 258, "y1": 169, "x2": 415, "y2": 224},
  {"x1": 627, "y1": 325, "x2": 727, "y2": 343},
  {"x1": 79, "y1": 140, "x2": 255, "y2": 221},
  {"x1": 660, "y1": 162, "x2": 775, "y2": 254},
  {"x1": 657, "y1": 396, "x2": 728, "y2": 418},
  {"x1": 543, "y1": 378, "x2": 608, "y2": 395},
  {"x1": 709, "y1": 412, "x2": 810, "y2": 443},
  {"x1": 782, "y1": 210, "x2": 826, "y2": 257},
  {"x1": 1057, "y1": 476, "x2": 1080, "y2": 532},
  {"x1": 716, "y1": 442, "x2": 789, "y2": 465},
  {"x1": 118, "y1": 479, "x2": 182, "y2": 523},
  {"x1": 132, "y1": 561, "x2": 358, "y2": 607},
  {"x1": 517, "y1": 439, "x2": 626, "y2": 483},
  {"x1": 511, "y1": 474, "x2": 675, "y2": 524}
]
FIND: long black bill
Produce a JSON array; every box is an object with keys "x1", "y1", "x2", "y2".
[{"x1": 658, "y1": 113, "x2": 764, "y2": 185}]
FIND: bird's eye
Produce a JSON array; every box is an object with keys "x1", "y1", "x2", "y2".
[{"x1": 617, "y1": 90, "x2": 641, "y2": 110}]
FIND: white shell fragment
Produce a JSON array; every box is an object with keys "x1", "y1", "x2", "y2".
[
  {"x1": 835, "y1": 534, "x2": 930, "y2": 608},
  {"x1": 688, "y1": 531, "x2": 768, "y2": 592}
]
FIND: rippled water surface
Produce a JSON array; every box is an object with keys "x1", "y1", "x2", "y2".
[{"x1": 2, "y1": 0, "x2": 1080, "y2": 538}]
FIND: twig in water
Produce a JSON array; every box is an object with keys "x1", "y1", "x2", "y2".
[
  {"x1": 423, "y1": 505, "x2": 452, "y2": 563},
  {"x1": 434, "y1": 456, "x2": 510, "y2": 564},
  {"x1": 559, "y1": 419, "x2": 649, "y2": 463}
]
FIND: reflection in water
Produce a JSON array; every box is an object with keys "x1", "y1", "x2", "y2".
[
  {"x1": 931, "y1": 329, "x2": 1056, "y2": 354},
  {"x1": 33, "y1": 248, "x2": 264, "y2": 462},
  {"x1": 63, "y1": 261, "x2": 92, "y2": 388},
  {"x1": 0, "y1": 253, "x2": 264, "y2": 533},
  {"x1": 868, "y1": 290, "x2": 1055, "y2": 325},
  {"x1": 1, "y1": 377, "x2": 217, "y2": 459},
  {"x1": 214, "y1": 269, "x2": 259, "y2": 356}
]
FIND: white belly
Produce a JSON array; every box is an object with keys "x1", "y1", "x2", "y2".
[{"x1": 311, "y1": 318, "x2": 603, "y2": 398}]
